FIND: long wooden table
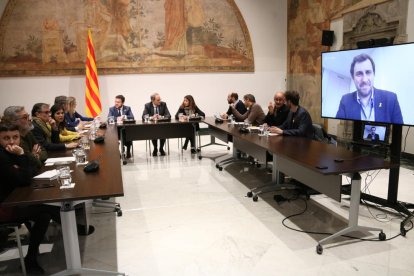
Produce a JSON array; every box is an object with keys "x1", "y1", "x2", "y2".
[
  {"x1": 2, "y1": 125, "x2": 125, "y2": 275},
  {"x1": 118, "y1": 119, "x2": 199, "y2": 163},
  {"x1": 203, "y1": 118, "x2": 397, "y2": 254}
]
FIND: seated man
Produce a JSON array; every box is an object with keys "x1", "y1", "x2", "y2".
[
  {"x1": 2, "y1": 106, "x2": 47, "y2": 174},
  {"x1": 268, "y1": 91, "x2": 314, "y2": 138},
  {"x1": 142, "y1": 93, "x2": 171, "y2": 156},
  {"x1": 0, "y1": 122, "x2": 53, "y2": 274},
  {"x1": 31, "y1": 103, "x2": 78, "y2": 151},
  {"x1": 108, "y1": 95, "x2": 135, "y2": 158},
  {"x1": 231, "y1": 94, "x2": 265, "y2": 125},
  {"x1": 221, "y1": 92, "x2": 247, "y2": 121},
  {"x1": 264, "y1": 91, "x2": 289, "y2": 127}
]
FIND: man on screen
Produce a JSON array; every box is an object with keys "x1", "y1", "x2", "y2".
[
  {"x1": 366, "y1": 126, "x2": 380, "y2": 141},
  {"x1": 335, "y1": 54, "x2": 403, "y2": 124}
]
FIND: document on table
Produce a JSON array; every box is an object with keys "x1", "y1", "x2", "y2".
[
  {"x1": 33, "y1": 169, "x2": 59, "y2": 180},
  {"x1": 45, "y1": 157, "x2": 75, "y2": 165}
]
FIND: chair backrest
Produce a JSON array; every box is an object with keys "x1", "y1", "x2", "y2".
[{"x1": 312, "y1": 123, "x2": 336, "y2": 145}]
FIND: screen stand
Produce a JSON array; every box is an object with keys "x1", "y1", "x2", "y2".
[{"x1": 345, "y1": 125, "x2": 414, "y2": 236}]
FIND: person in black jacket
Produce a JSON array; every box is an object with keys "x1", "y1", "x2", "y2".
[
  {"x1": 0, "y1": 123, "x2": 52, "y2": 274},
  {"x1": 31, "y1": 103, "x2": 77, "y2": 152},
  {"x1": 220, "y1": 92, "x2": 247, "y2": 121},
  {"x1": 264, "y1": 91, "x2": 289, "y2": 127},
  {"x1": 175, "y1": 95, "x2": 205, "y2": 154},
  {"x1": 268, "y1": 91, "x2": 314, "y2": 138}
]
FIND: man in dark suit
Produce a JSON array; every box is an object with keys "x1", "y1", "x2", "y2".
[
  {"x1": 142, "y1": 93, "x2": 171, "y2": 156},
  {"x1": 367, "y1": 126, "x2": 380, "y2": 141},
  {"x1": 268, "y1": 91, "x2": 313, "y2": 138},
  {"x1": 108, "y1": 95, "x2": 135, "y2": 158},
  {"x1": 335, "y1": 53, "x2": 403, "y2": 124},
  {"x1": 264, "y1": 91, "x2": 290, "y2": 127},
  {"x1": 220, "y1": 92, "x2": 247, "y2": 121}
]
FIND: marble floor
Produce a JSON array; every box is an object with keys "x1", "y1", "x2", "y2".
[{"x1": 1, "y1": 137, "x2": 414, "y2": 275}]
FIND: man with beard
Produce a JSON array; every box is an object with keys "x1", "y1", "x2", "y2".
[
  {"x1": 2, "y1": 106, "x2": 47, "y2": 173},
  {"x1": 221, "y1": 92, "x2": 247, "y2": 121},
  {"x1": 264, "y1": 91, "x2": 289, "y2": 127},
  {"x1": 335, "y1": 53, "x2": 403, "y2": 124}
]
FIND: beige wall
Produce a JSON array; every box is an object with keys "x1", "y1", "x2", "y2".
[{"x1": 0, "y1": 0, "x2": 287, "y2": 120}]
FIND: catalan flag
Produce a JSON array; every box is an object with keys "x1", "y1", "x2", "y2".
[{"x1": 85, "y1": 29, "x2": 101, "y2": 117}]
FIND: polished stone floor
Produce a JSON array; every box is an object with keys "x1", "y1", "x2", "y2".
[{"x1": 1, "y1": 137, "x2": 414, "y2": 275}]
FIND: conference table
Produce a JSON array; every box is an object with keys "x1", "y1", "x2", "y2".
[
  {"x1": 118, "y1": 118, "x2": 200, "y2": 163},
  {"x1": 2, "y1": 125, "x2": 125, "y2": 275},
  {"x1": 203, "y1": 118, "x2": 397, "y2": 253}
]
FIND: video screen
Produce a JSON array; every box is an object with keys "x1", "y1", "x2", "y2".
[
  {"x1": 321, "y1": 43, "x2": 414, "y2": 126},
  {"x1": 362, "y1": 124, "x2": 387, "y2": 143}
]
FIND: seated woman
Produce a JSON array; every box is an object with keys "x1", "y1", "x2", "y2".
[
  {"x1": 51, "y1": 104, "x2": 80, "y2": 142},
  {"x1": 0, "y1": 122, "x2": 53, "y2": 274},
  {"x1": 31, "y1": 103, "x2": 78, "y2": 151},
  {"x1": 64, "y1": 97, "x2": 93, "y2": 131},
  {"x1": 175, "y1": 95, "x2": 205, "y2": 154}
]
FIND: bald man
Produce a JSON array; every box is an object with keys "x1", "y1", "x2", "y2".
[{"x1": 264, "y1": 91, "x2": 289, "y2": 127}]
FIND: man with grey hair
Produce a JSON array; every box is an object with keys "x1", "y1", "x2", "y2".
[
  {"x1": 231, "y1": 93, "x2": 265, "y2": 125},
  {"x1": 2, "y1": 106, "x2": 47, "y2": 172},
  {"x1": 142, "y1": 93, "x2": 171, "y2": 156}
]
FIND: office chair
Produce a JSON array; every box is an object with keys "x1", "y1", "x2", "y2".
[{"x1": 0, "y1": 222, "x2": 26, "y2": 276}]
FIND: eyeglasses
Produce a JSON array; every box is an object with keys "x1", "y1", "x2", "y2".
[
  {"x1": 16, "y1": 114, "x2": 30, "y2": 120},
  {"x1": 39, "y1": 111, "x2": 51, "y2": 115}
]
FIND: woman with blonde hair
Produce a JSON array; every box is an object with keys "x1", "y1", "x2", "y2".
[{"x1": 64, "y1": 96, "x2": 93, "y2": 130}]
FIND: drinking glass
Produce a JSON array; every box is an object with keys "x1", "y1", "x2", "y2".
[
  {"x1": 75, "y1": 148, "x2": 87, "y2": 165},
  {"x1": 81, "y1": 136, "x2": 90, "y2": 150},
  {"x1": 58, "y1": 166, "x2": 72, "y2": 187},
  {"x1": 108, "y1": 116, "x2": 115, "y2": 125},
  {"x1": 259, "y1": 125, "x2": 264, "y2": 135},
  {"x1": 144, "y1": 114, "x2": 150, "y2": 123}
]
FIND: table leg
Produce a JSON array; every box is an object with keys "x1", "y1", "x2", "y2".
[
  {"x1": 51, "y1": 202, "x2": 125, "y2": 276},
  {"x1": 317, "y1": 173, "x2": 384, "y2": 253}
]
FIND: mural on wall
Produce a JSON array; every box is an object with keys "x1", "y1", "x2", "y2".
[
  {"x1": 0, "y1": 0, "x2": 254, "y2": 76},
  {"x1": 287, "y1": 0, "x2": 348, "y2": 124}
]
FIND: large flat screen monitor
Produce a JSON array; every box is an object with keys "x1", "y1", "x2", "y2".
[{"x1": 321, "y1": 43, "x2": 414, "y2": 126}]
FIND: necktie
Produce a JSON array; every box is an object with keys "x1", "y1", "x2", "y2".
[
  {"x1": 118, "y1": 109, "x2": 121, "y2": 117},
  {"x1": 155, "y1": 106, "x2": 159, "y2": 115}
]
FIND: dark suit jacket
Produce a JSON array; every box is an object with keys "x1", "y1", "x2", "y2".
[
  {"x1": 367, "y1": 133, "x2": 380, "y2": 141},
  {"x1": 142, "y1": 102, "x2": 171, "y2": 119},
  {"x1": 336, "y1": 88, "x2": 403, "y2": 124},
  {"x1": 31, "y1": 120, "x2": 66, "y2": 151},
  {"x1": 108, "y1": 105, "x2": 134, "y2": 120},
  {"x1": 279, "y1": 106, "x2": 314, "y2": 138},
  {"x1": 264, "y1": 104, "x2": 289, "y2": 127},
  {"x1": 226, "y1": 100, "x2": 247, "y2": 121}
]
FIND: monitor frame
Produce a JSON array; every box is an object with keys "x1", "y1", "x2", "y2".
[{"x1": 321, "y1": 42, "x2": 414, "y2": 127}]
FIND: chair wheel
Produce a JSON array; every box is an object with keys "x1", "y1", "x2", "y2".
[
  {"x1": 253, "y1": 195, "x2": 258, "y2": 202},
  {"x1": 379, "y1": 231, "x2": 386, "y2": 240},
  {"x1": 216, "y1": 164, "x2": 220, "y2": 168},
  {"x1": 316, "y1": 244, "x2": 323, "y2": 255},
  {"x1": 122, "y1": 160, "x2": 127, "y2": 165},
  {"x1": 400, "y1": 228, "x2": 406, "y2": 237},
  {"x1": 227, "y1": 146, "x2": 230, "y2": 150},
  {"x1": 198, "y1": 156, "x2": 202, "y2": 160},
  {"x1": 117, "y1": 211, "x2": 122, "y2": 217},
  {"x1": 247, "y1": 191, "x2": 253, "y2": 197},
  {"x1": 218, "y1": 166, "x2": 223, "y2": 171},
  {"x1": 256, "y1": 164, "x2": 261, "y2": 168}
]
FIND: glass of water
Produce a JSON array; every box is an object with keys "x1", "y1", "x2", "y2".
[
  {"x1": 108, "y1": 116, "x2": 115, "y2": 125},
  {"x1": 259, "y1": 125, "x2": 264, "y2": 135},
  {"x1": 144, "y1": 114, "x2": 150, "y2": 123},
  {"x1": 58, "y1": 166, "x2": 72, "y2": 187},
  {"x1": 75, "y1": 148, "x2": 87, "y2": 165},
  {"x1": 81, "y1": 136, "x2": 90, "y2": 150}
]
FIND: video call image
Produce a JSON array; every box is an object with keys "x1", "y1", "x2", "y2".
[
  {"x1": 321, "y1": 43, "x2": 414, "y2": 126},
  {"x1": 363, "y1": 124, "x2": 386, "y2": 142}
]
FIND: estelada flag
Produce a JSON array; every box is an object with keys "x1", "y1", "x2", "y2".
[{"x1": 85, "y1": 29, "x2": 101, "y2": 117}]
